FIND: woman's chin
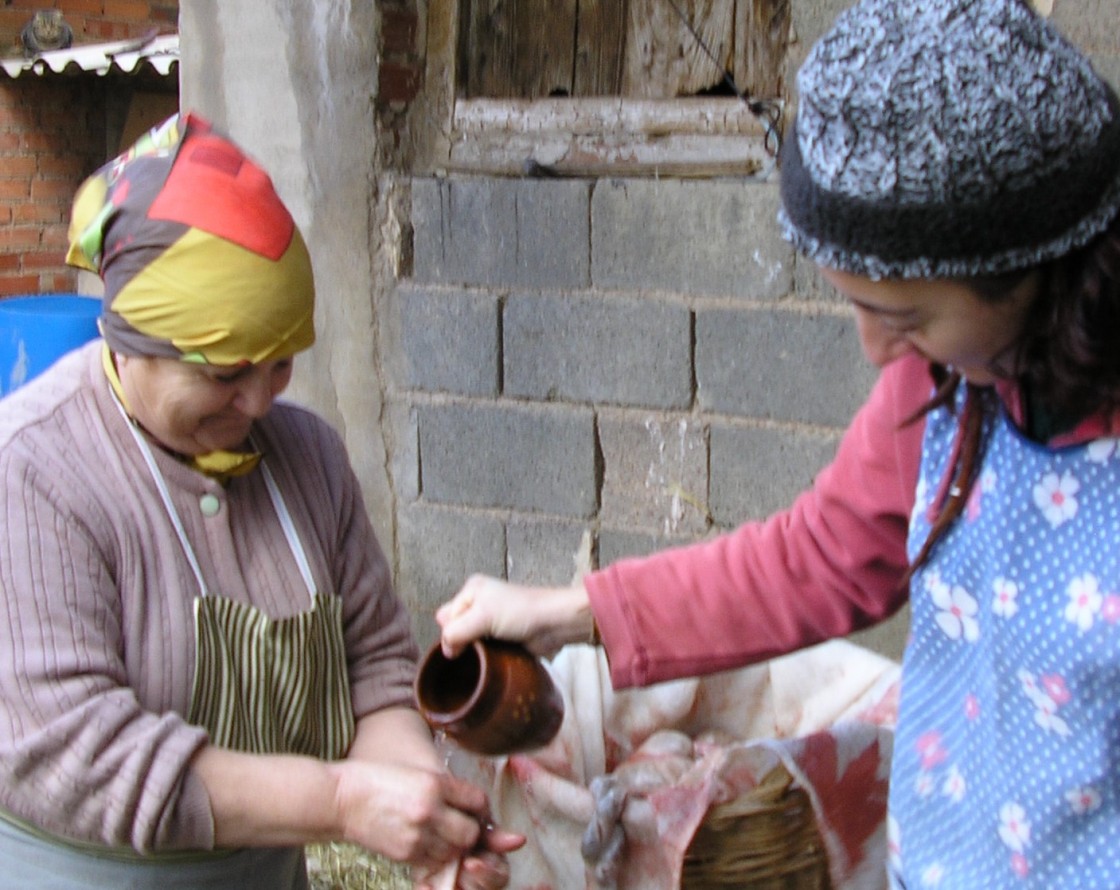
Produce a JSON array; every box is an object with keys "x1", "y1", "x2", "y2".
[{"x1": 197, "y1": 429, "x2": 253, "y2": 453}]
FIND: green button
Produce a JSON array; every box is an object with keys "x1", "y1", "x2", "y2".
[{"x1": 199, "y1": 493, "x2": 221, "y2": 517}]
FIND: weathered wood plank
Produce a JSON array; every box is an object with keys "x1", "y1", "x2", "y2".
[
  {"x1": 459, "y1": 0, "x2": 577, "y2": 98},
  {"x1": 573, "y1": 0, "x2": 628, "y2": 96},
  {"x1": 445, "y1": 97, "x2": 775, "y2": 176},
  {"x1": 622, "y1": 0, "x2": 736, "y2": 98},
  {"x1": 734, "y1": 0, "x2": 791, "y2": 100},
  {"x1": 513, "y1": 0, "x2": 577, "y2": 98}
]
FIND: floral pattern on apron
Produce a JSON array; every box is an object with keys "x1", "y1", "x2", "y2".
[{"x1": 889, "y1": 385, "x2": 1120, "y2": 889}]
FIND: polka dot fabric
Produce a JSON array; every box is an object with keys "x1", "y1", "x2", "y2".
[{"x1": 890, "y1": 384, "x2": 1120, "y2": 887}]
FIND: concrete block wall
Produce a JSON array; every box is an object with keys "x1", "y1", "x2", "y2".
[{"x1": 390, "y1": 174, "x2": 882, "y2": 647}]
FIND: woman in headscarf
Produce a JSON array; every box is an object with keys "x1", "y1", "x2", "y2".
[{"x1": 0, "y1": 113, "x2": 520, "y2": 890}]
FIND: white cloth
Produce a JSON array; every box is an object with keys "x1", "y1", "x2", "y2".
[{"x1": 444, "y1": 640, "x2": 900, "y2": 889}]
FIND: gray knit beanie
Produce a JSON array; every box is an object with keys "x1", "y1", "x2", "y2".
[{"x1": 778, "y1": 0, "x2": 1120, "y2": 279}]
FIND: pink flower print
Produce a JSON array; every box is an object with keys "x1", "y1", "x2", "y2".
[
  {"x1": 1066, "y1": 785, "x2": 1102, "y2": 815},
  {"x1": 964, "y1": 468, "x2": 997, "y2": 521},
  {"x1": 1086, "y1": 437, "x2": 1119, "y2": 463},
  {"x1": 942, "y1": 764, "x2": 966, "y2": 802},
  {"x1": 1032, "y1": 470, "x2": 1079, "y2": 528},
  {"x1": 992, "y1": 577, "x2": 1019, "y2": 618},
  {"x1": 923, "y1": 570, "x2": 946, "y2": 597},
  {"x1": 1065, "y1": 573, "x2": 1102, "y2": 633},
  {"x1": 964, "y1": 693, "x2": 980, "y2": 721},
  {"x1": 920, "y1": 862, "x2": 945, "y2": 886},
  {"x1": 931, "y1": 583, "x2": 980, "y2": 641},
  {"x1": 966, "y1": 482, "x2": 983, "y2": 520},
  {"x1": 1011, "y1": 852, "x2": 1030, "y2": 879},
  {"x1": 1018, "y1": 669, "x2": 1072, "y2": 737},
  {"x1": 1039, "y1": 674, "x2": 1070, "y2": 706},
  {"x1": 998, "y1": 802, "x2": 1031, "y2": 852},
  {"x1": 1102, "y1": 594, "x2": 1120, "y2": 625},
  {"x1": 916, "y1": 731, "x2": 948, "y2": 770}
]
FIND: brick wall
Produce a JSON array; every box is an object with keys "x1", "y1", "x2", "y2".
[
  {"x1": 378, "y1": 0, "x2": 421, "y2": 110},
  {"x1": 0, "y1": 2, "x2": 178, "y2": 297},
  {"x1": 0, "y1": 2, "x2": 177, "y2": 50},
  {"x1": 0, "y1": 81, "x2": 106, "y2": 295}
]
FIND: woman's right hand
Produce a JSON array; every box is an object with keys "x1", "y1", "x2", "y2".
[
  {"x1": 435, "y1": 575, "x2": 595, "y2": 659},
  {"x1": 330, "y1": 757, "x2": 522, "y2": 878}
]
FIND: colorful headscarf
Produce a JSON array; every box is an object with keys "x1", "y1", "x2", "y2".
[{"x1": 66, "y1": 112, "x2": 315, "y2": 365}]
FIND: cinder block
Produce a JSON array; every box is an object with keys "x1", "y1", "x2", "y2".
[
  {"x1": 695, "y1": 306, "x2": 877, "y2": 426},
  {"x1": 397, "y1": 504, "x2": 506, "y2": 650},
  {"x1": 1049, "y1": 4, "x2": 1120, "y2": 58},
  {"x1": 598, "y1": 413, "x2": 710, "y2": 537},
  {"x1": 418, "y1": 402, "x2": 598, "y2": 517},
  {"x1": 412, "y1": 176, "x2": 591, "y2": 289},
  {"x1": 590, "y1": 178, "x2": 793, "y2": 299},
  {"x1": 709, "y1": 424, "x2": 840, "y2": 524},
  {"x1": 385, "y1": 397, "x2": 420, "y2": 502},
  {"x1": 791, "y1": 252, "x2": 845, "y2": 303},
  {"x1": 504, "y1": 291, "x2": 692, "y2": 408},
  {"x1": 597, "y1": 527, "x2": 700, "y2": 568},
  {"x1": 394, "y1": 283, "x2": 500, "y2": 396},
  {"x1": 507, "y1": 516, "x2": 594, "y2": 586}
]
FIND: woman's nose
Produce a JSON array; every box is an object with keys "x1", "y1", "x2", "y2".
[
  {"x1": 855, "y1": 311, "x2": 914, "y2": 367},
  {"x1": 234, "y1": 370, "x2": 275, "y2": 417}
]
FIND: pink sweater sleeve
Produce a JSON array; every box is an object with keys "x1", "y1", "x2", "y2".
[{"x1": 586, "y1": 355, "x2": 931, "y2": 689}]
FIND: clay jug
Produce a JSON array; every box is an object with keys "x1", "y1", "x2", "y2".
[{"x1": 415, "y1": 639, "x2": 564, "y2": 756}]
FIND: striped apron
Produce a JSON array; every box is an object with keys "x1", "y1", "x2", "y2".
[
  {"x1": 125, "y1": 422, "x2": 357, "y2": 759},
  {"x1": 0, "y1": 418, "x2": 357, "y2": 888}
]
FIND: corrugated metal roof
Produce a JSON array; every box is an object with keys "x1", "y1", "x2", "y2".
[{"x1": 0, "y1": 33, "x2": 178, "y2": 80}]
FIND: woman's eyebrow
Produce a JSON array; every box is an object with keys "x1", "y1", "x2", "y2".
[{"x1": 847, "y1": 296, "x2": 918, "y2": 318}]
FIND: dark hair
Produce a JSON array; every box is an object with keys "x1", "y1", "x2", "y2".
[
  {"x1": 903, "y1": 211, "x2": 1120, "y2": 586},
  {"x1": 1016, "y1": 211, "x2": 1120, "y2": 421}
]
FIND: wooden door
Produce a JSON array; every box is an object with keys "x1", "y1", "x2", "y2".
[{"x1": 457, "y1": 0, "x2": 790, "y2": 100}]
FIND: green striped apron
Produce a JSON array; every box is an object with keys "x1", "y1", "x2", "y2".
[{"x1": 128, "y1": 422, "x2": 356, "y2": 760}]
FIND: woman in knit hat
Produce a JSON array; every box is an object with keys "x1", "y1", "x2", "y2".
[
  {"x1": 434, "y1": 0, "x2": 1120, "y2": 886},
  {"x1": 0, "y1": 113, "x2": 520, "y2": 889}
]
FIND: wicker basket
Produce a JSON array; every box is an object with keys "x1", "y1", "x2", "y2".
[{"x1": 681, "y1": 763, "x2": 831, "y2": 890}]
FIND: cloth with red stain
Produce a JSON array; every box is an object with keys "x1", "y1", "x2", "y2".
[{"x1": 442, "y1": 639, "x2": 899, "y2": 889}]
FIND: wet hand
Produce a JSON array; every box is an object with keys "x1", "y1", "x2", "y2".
[{"x1": 331, "y1": 761, "x2": 506, "y2": 876}]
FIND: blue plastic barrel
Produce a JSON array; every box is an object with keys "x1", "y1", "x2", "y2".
[{"x1": 0, "y1": 294, "x2": 101, "y2": 397}]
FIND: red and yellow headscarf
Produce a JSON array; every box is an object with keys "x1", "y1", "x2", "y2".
[{"x1": 66, "y1": 112, "x2": 315, "y2": 366}]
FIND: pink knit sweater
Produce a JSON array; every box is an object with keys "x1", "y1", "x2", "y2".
[{"x1": 0, "y1": 342, "x2": 418, "y2": 852}]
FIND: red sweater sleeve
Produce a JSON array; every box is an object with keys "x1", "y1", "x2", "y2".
[{"x1": 586, "y1": 354, "x2": 932, "y2": 689}]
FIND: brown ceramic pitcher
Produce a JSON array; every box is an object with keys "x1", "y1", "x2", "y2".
[{"x1": 415, "y1": 639, "x2": 565, "y2": 756}]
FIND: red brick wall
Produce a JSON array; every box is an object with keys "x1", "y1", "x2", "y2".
[
  {"x1": 0, "y1": 81, "x2": 107, "y2": 295},
  {"x1": 379, "y1": 1, "x2": 422, "y2": 109},
  {"x1": 0, "y1": 2, "x2": 178, "y2": 297},
  {"x1": 0, "y1": 2, "x2": 177, "y2": 51}
]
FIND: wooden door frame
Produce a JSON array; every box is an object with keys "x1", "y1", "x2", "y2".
[{"x1": 414, "y1": 0, "x2": 784, "y2": 178}]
